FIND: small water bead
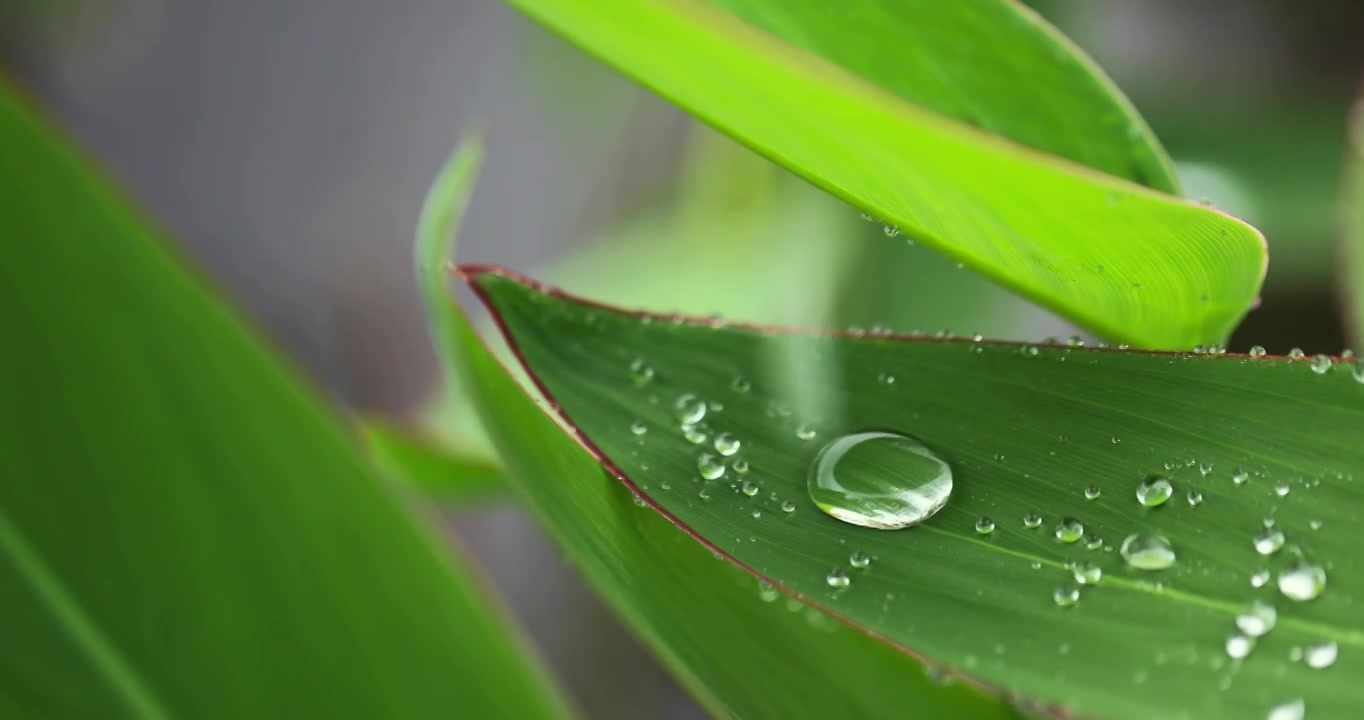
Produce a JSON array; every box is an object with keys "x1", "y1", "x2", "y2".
[
  {"x1": 850, "y1": 551, "x2": 872, "y2": 568},
  {"x1": 758, "y1": 580, "x2": 780, "y2": 602},
  {"x1": 674, "y1": 394, "x2": 707, "y2": 424},
  {"x1": 1254, "y1": 527, "x2": 1286, "y2": 555},
  {"x1": 859, "y1": 212, "x2": 875, "y2": 222},
  {"x1": 1084, "y1": 534, "x2": 1104, "y2": 550},
  {"x1": 681, "y1": 424, "x2": 709, "y2": 445},
  {"x1": 1023, "y1": 513, "x2": 1043, "y2": 529},
  {"x1": 781, "y1": 500, "x2": 796, "y2": 513},
  {"x1": 697, "y1": 454, "x2": 726, "y2": 480},
  {"x1": 1289, "y1": 647, "x2": 1305, "y2": 662},
  {"x1": 883, "y1": 224, "x2": 900, "y2": 238},
  {"x1": 713, "y1": 433, "x2": 741, "y2": 456},
  {"x1": 1288, "y1": 348, "x2": 1305, "y2": 360},
  {"x1": 1193, "y1": 344, "x2": 1208, "y2": 354},
  {"x1": 1267, "y1": 699, "x2": 1305, "y2": 720},
  {"x1": 826, "y1": 568, "x2": 851, "y2": 588},
  {"x1": 1210, "y1": 344, "x2": 1227, "y2": 355},
  {"x1": 877, "y1": 371, "x2": 896, "y2": 385},
  {"x1": 1344, "y1": 349, "x2": 1357, "y2": 360},
  {"x1": 1072, "y1": 561, "x2": 1103, "y2": 585},
  {"x1": 751, "y1": 509, "x2": 762, "y2": 519},
  {"x1": 1120, "y1": 533, "x2": 1176, "y2": 570},
  {"x1": 729, "y1": 375, "x2": 751, "y2": 394},
  {"x1": 741, "y1": 480, "x2": 760, "y2": 497},
  {"x1": 1226, "y1": 634, "x2": 1254, "y2": 660},
  {"x1": 975, "y1": 517, "x2": 996, "y2": 535},
  {"x1": 1232, "y1": 468, "x2": 1249, "y2": 485},
  {"x1": 1199, "y1": 463, "x2": 1214, "y2": 476},
  {"x1": 795, "y1": 423, "x2": 818, "y2": 441},
  {"x1": 1136, "y1": 476, "x2": 1174, "y2": 507},
  {"x1": 732, "y1": 459, "x2": 750, "y2": 474},
  {"x1": 1305, "y1": 641, "x2": 1338, "y2": 669},
  {"x1": 1053, "y1": 584, "x2": 1080, "y2": 607},
  {"x1": 1187, "y1": 490, "x2": 1204, "y2": 506},
  {"x1": 630, "y1": 420, "x2": 648, "y2": 436},
  {"x1": 1055, "y1": 518, "x2": 1084, "y2": 543},
  {"x1": 807, "y1": 431, "x2": 954, "y2": 530},
  {"x1": 1236, "y1": 600, "x2": 1278, "y2": 637},
  {"x1": 1278, "y1": 561, "x2": 1327, "y2": 601},
  {"x1": 1275, "y1": 484, "x2": 1291, "y2": 497},
  {"x1": 632, "y1": 493, "x2": 647, "y2": 507},
  {"x1": 1084, "y1": 485, "x2": 1102, "y2": 500},
  {"x1": 1251, "y1": 569, "x2": 1271, "y2": 588},
  {"x1": 1311, "y1": 354, "x2": 1333, "y2": 374},
  {"x1": 1249, "y1": 345, "x2": 1267, "y2": 358},
  {"x1": 629, "y1": 358, "x2": 655, "y2": 384}
]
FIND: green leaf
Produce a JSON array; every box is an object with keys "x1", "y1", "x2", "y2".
[
  {"x1": 500, "y1": 0, "x2": 1265, "y2": 348},
  {"x1": 1340, "y1": 95, "x2": 1364, "y2": 345},
  {"x1": 704, "y1": 0, "x2": 1180, "y2": 193},
  {"x1": 0, "y1": 83, "x2": 568, "y2": 718},
  {"x1": 466, "y1": 266, "x2": 1364, "y2": 720},
  {"x1": 360, "y1": 419, "x2": 506, "y2": 503},
  {"x1": 417, "y1": 138, "x2": 1013, "y2": 718}
]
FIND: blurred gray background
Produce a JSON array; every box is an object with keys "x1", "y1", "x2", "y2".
[{"x1": 4, "y1": 1, "x2": 1361, "y2": 716}]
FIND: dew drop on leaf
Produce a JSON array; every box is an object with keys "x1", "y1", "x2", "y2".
[
  {"x1": 740, "y1": 480, "x2": 760, "y2": 497},
  {"x1": 1072, "y1": 561, "x2": 1102, "y2": 585},
  {"x1": 1055, "y1": 518, "x2": 1084, "y2": 543},
  {"x1": 1278, "y1": 561, "x2": 1326, "y2": 601},
  {"x1": 1226, "y1": 633, "x2": 1254, "y2": 660},
  {"x1": 1053, "y1": 584, "x2": 1080, "y2": 607},
  {"x1": 674, "y1": 394, "x2": 706, "y2": 424},
  {"x1": 795, "y1": 423, "x2": 818, "y2": 441},
  {"x1": 1311, "y1": 354, "x2": 1333, "y2": 374},
  {"x1": 1084, "y1": 485, "x2": 1102, "y2": 500},
  {"x1": 1136, "y1": 476, "x2": 1174, "y2": 507},
  {"x1": 1187, "y1": 489, "x2": 1204, "y2": 506},
  {"x1": 1267, "y1": 699, "x2": 1305, "y2": 720},
  {"x1": 883, "y1": 224, "x2": 900, "y2": 238},
  {"x1": 781, "y1": 500, "x2": 796, "y2": 513},
  {"x1": 681, "y1": 424, "x2": 708, "y2": 445},
  {"x1": 697, "y1": 453, "x2": 726, "y2": 480},
  {"x1": 1251, "y1": 569, "x2": 1271, "y2": 588},
  {"x1": 826, "y1": 568, "x2": 851, "y2": 588},
  {"x1": 807, "y1": 431, "x2": 953, "y2": 530},
  {"x1": 1232, "y1": 468, "x2": 1250, "y2": 485},
  {"x1": 732, "y1": 459, "x2": 750, "y2": 474},
  {"x1": 1249, "y1": 345, "x2": 1267, "y2": 358},
  {"x1": 975, "y1": 517, "x2": 995, "y2": 535},
  {"x1": 1288, "y1": 348, "x2": 1305, "y2": 359},
  {"x1": 1084, "y1": 534, "x2": 1104, "y2": 550},
  {"x1": 730, "y1": 375, "x2": 751, "y2": 394},
  {"x1": 630, "y1": 419, "x2": 648, "y2": 436},
  {"x1": 849, "y1": 551, "x2": 871, "y2": 568},
  {"x1": 1023, "y1": 512, "x2": 1043, "y2": 529},
  {"x1": 629, "y1": 358, "x2": 655, "y2": 384},
  {"x1": 1305, "y1": 641, "x2": 1338, "y2": 669},
  {"x1": 713, "y1": 432, "x2": 740, "y2": 456},
  {"x1": 1120, "y1": 533, "x2": 1176, "y2": 570},
  {"x1": 1235, "y1": 600, "x2": 1277, "y2": 637},
  {"x1": 1254, "y1": 527, "x2": 1285, "y2": 555}
]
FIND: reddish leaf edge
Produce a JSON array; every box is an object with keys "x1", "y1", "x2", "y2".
[{"x1": 452, "y1": 262, "x2": 1268, "y2": 719}]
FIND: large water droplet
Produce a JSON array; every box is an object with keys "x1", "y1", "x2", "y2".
[
  {"x1": 849, "y1": 551, "x2": 872, "y2": 568},
  {"x1": 1249, "y1": 345, "x2": 1267, "y2": 358},
  {"x1": 1023, "y1": 512, "x2": 1043, "y2": 528},
  {"x1": 674, "y1": 394, "x2": 707, "y2": 424},
  {"x1": 1136, "y1": 476, "x2": 1174, "y2": 507},
  {"x1": 681, "y1": 424, "x2": 708, "y2": 445},
  {"x1": 807, "y1": 431, "x2": 953, "y2": 530},
  {"x1": 1232, "y1": 468, "x2": 1250, "y2": 485},
  {"x1": 1120, "y1": 533, "x2": 1176, "y2": 570},
  {"x1": 1305, "y1": 641, "x2": 1338, "y2": 669},
  {"x1": 1053, "y1": 584, "x2": 1080, "y2": 607},
  {"x1": 1072, "y1": 561, "x2": 1102, "y2": 585},
  {"x1": 1235, "y1": 600, "x2": 1278, "y2": 637},
  {"x1": 1311, "y1": 354, "x2": 1333, "y2": 374},
  {"x1": 713, "y1": 432, "x2": 741, "y2": 456},
  {"x1": 975, "y1": 517, "x2": 995, "y2": 535},
  {"x1": 1289, "y1": 348, "x2": 1305, "y2": 360},
  {"x1": 740, "y1": 480, "x2": 760, "y2": 497},
  {"x1": 1084, "y1": 485, "x2": 1102, "y2": 500},
  {"x1": 697, "y1": 454, "x2": 726, "y2": 480},
  {"x1": 1278, "y1": 561, "x2": 1326, "y2": 601},
  {"x1": 1055, "y1": 518, "x2": 1084, "y2": 543},
  {"x1": 1226, "y1": 633, "x2": 1254, "y2": 660},
  {"x1": 1254, "y1": 527, "x2": 1285, "y2": 555},
  {"x1": 1267, "y1": 699, "x2": 1305, "y2": 720},
  {"x1": 826, "y1": 568, "x2": 850, "y2": 588}
]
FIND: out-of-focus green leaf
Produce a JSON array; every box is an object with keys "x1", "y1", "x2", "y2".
[
  {"x1": 360, "y1": 419, "x2": 505, "y2": 503},
  {"x1": 704, "y1": 0, "x2": 1179, "y2": 192},
  {"x1": 417, "y1": 144, "x2": 1013, "y2": 718},
  {"x1": 502, "y1": 0, "x2": 1264, "y2": 348},
  {"x1": 1343, "y1": 97, "x2": 1364, "y2": 346},
  {"x1": 467, "y1": 266, "x2": 1364, "y2": 720},
  {"x1": 0, "y1": 84, "x2": 569, "y2": 719}
]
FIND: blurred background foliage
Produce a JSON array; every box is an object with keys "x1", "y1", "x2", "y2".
[{"x1": 3, "y1": 1, "x2": 1361, "y2": 716}]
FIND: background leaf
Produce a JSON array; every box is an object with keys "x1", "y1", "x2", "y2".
[
  {"x1": 0, "y1": 83, "x2": 569, "y2": 719},
  {"x1": 361, "y1": 419, "x2": 506, "y2": 503},
  {"x1": 501, "y1": 0, "x2": 1265, "y2": 348},
  {"x1": 468, "y1": 266, "x2": 1364, "y2": 720}
]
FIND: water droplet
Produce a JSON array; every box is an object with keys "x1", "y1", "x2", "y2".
[
  {"x1": 751, "y1": 509, "x2": 762, "y2": 519},
  {"x1": 781, "y1": 500, "x2": 796, "y2": 513},
  {"x1": 632, "y1": 493, "x2": 647, "y2": 507},
  {"x1": 1278, "y1": 561, "x2": 1326, "y2": 601},
  {"x1": 698, "y1": 487, "x2": 712, "y2": 500},
  {"x1": 1193, "y1": 344, "x2": 1208, "y2": 354},
  {"x1": 1136, "y1": 476, "x2": 1174, "y2": 507},
  {"x1": 859, "y1": 212, "x2": 875, "y2": 222},
  {"x1": 629, "y1": 358, "x2": 655, "y2": 384},
  {"x1": 1344, "y1": 349, "x2": 1357, "y2": 360},
  {"x1": 1187, "y1": 489, "x2": 1204, "y2": 506},
  {"x1": 681, "y1": 424, "x2": 708, "y2": 445},
  {"x1": 877, "y1": 371, "x2": 895, "y2": 385},
  {"x1": 1235, "y1": 600, "x2": 1278, "y2": 637},
  {"x1": 630, "y1": 419, "x2": 648, "y2": 436},
  {"x1": 922, "y1": 664, "x2": 953, "y2": 686},
  {"x1": 1310, "y1": 519, "x2": 1323, "y2": 530},
  {"x1": 1023, "y1": 512, "x2": 1043, "y2": 528},
  {"x1": 1226, "y1": 633, "x2": 1254, "y2": 659},
  {"x1": 1289, "y1": 348, "x2": 1305, "y2": 360},
  {"x1": 1211, "y1": 344, "x2": 1227, "y2": 355},
  {"x1": 1120, "y1": 533, "x2": 1176, "y2": 570},
  {"x1": 1199, "y1": 463, "x2": 1214, "y2": 476},
  {"x1": 732, "y1": 459, "x2": 750, "y2": 474},
  {"x1": 1311, "y1": 354, "x2": 1333, "y2": 374},
  {"x1": 697, "y1": 454, "x2": 726, "y2": 480},
  {"x1": 1251, "y1": 569, "x2": 1270, "y2": 588},
  {"x1": 1055, "y1": 518, "x2": 1084, "y2": 543},
  {"x1": 975, "y1": 517, "x2": 995, "y2": 535},
  {"x1": 1305, "y1": 641, "x2": 1338, "y2": 669},
  {"x1": 730, "y1": 376, "x2": 751, "y2": 394},
  {"x1": 807, "y1": 431, "x2": 953, "y2": 530},
  {"x1": 1249, "y1": 345, "x2": 1267, "y2": 358},
  {"x1": 674, "y1": 394, "x2": 707, "y2": 424},
  {"x1": 1354, "y1": 364, "x2": 1364, "y2": 383},
  {"x1": 1084, "y1": 534, "x2": 1104, "y2": 550},
  {"x1": 741, "y1": 480, "x2": 760, "y2": 497},
  {"x1": 758, "y1": 580, "x2": 779, "y2": 602},
  {"x1": 1267, "y1": 699, "x2": 1305, "y2": 720},
  {"x1": 1084, "y1": 485, "x2": 1102, "y2": 500},
  {"x1": 826, "y1": 568, "x2": 850, "y2": 588},
  {"x1": 1254, "y1": 527, "x2": 1285, "y2": 555},
  {"x1": 1275, "y1": 484, "x2": 1290, "y2": 497},
  {"x1": 1233, "y1": 468, "x2": 1249, "y2": 485},
  {"x1": 1072, "y1": 561, "x2": 1102, "y2": 585},
  {"x1": 713, "y1": 432, "x2": 740, "y2": 456},
  {"x1": 850, "y1": 551, "x2": 871, "y2": 568},
  {"x1": 795, "y1": 423, "x2": 817, "y2": 441},
  {"x1": 883, "y1": 224, "x2": 900, "y2": 238},
  {"x1": 1054, "y1": 584, "x2": 1080, "y2": 607}
]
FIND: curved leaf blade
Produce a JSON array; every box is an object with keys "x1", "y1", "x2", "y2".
[
  {"x1": 502, "y1": 0, "x2": 1265, "y2": 348},
  {"x1": 361, "y1": 419, "x2": 506, "y2": 503},
  {"x1": 467, "y1": 266, "x2": 1364, "y2": 720},
  {"x1": 0, "y1": 84, "x2": 569, "y2": 719},
  {"x1": 706, "y1": 0, "x2": 1180, "y2": 192}
]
